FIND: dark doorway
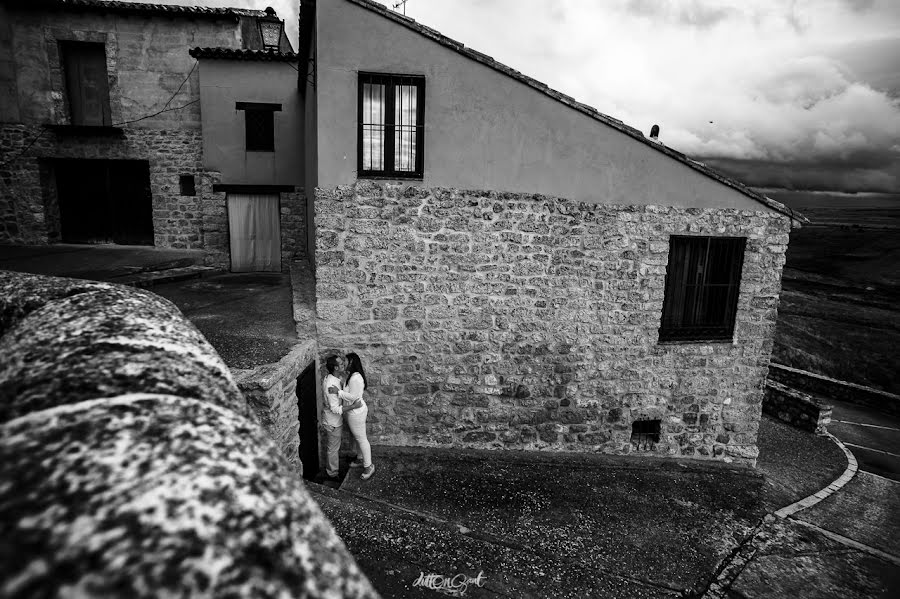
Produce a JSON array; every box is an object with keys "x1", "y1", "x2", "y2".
[
  {"x1": 297, "y1": 362, "x2": 318, "y2": 480},
  {"x1": 55, "y1": 159, "x2": 153, "y2": 245}
]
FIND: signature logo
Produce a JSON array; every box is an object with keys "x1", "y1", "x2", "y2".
[{"x1": 413, "y1": 571, "x2": 486, "y2": 596}]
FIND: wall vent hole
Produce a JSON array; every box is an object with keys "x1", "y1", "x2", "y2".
[
  {"x1": 631, "y1": 419, "x2": 661, "y2": 450},
  {"x1": 179, "y1": 174, "x2": 196, "y2": 196}
]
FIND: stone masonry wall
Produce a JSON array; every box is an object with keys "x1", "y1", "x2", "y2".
[
  {"x1": 0, "y1": 123, "x2": 210, "y2": 248},
  {"x1": 315, "y1": 181, "x2": 792, "y2": 465},
  {"x1": 234, "y1": 340, "x2": 317, "y2": 472},
  {"x1": 763, "y1": 380, "x2": 832, "y2": 434}
]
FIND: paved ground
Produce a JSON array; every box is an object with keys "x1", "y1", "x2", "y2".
[
  {"x1": 152, "y1": 272, "x2": 296, "y2": 369},
  {"x1": 828, "y1": 399, "x2": 900, "y2": 482},
  {"x1": 0, "y1": 243, "x2": 205, "y2": 280},
  {"x1": 305, "y1": 415, "x2": 900, "y2": 599},
  {"x1": 0, "y1": 244, "x2": 298, "y2": 369}
]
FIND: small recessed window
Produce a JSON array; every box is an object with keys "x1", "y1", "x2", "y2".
[
  {"x1": 659, "y1": 236, "x2": 746, "y2": 342},
  {"x1": 236, "y1": 102, "x2": 281, "y2": 152},
  {"x1": 179, "y1": 175, "x2": 196, "y2": 196},
  {"x1": 631, "y1": 419, "x2": 661, "y2": 450},
  {"x1": 358, "y1": 73, "x2": 425, "y2": 178}
]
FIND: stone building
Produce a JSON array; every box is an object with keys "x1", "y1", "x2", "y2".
[
  {"x1": 188, "y1": 45, "x2": 305, "y2": 271},
  {"x1": 300, "y1": 0, "x2": 804, "y2": 466},
  {"x1": 0, "y1": 0, "x2": 303, "y2": 271}
]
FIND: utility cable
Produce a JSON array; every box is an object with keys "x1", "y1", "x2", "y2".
[{"x1": 1, "y1": 60, "x2": 200, "y2": 168}]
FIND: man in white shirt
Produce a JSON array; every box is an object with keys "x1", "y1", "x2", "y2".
[{"x1": 321, "y1": 355, "x2": 361, "y2": 479}]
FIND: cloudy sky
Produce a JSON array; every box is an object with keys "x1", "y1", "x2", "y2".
[{"x1": 152, "y1": 0, "x2": 900, "y2": 192}]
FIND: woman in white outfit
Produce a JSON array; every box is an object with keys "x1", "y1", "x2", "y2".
[{"x1": 339, "y1": 352, "x2": 375, "y2": 480}]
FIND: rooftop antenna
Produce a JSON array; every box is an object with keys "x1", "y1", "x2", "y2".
[{"x1": 393, "y1": 0, "x2": 409, "y2": 15}]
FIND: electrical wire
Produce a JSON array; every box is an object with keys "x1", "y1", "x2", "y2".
[
  {"x1": 0, "y1": 60, "x2": 200, "y2": 169},
  {"x1": 0, "y1": 128, "x2": 47, "y2": 169},
  {"x1": 113, "y1": 59, "x2": 198, "y2": 126}
]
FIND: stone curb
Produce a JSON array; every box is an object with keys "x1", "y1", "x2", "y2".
[
  {"x1": 702, "y1": 433, "x2": 859, "y2": 598},
  {"x1": 773, "y1": 431, "x2": 858, "y2": 519}
]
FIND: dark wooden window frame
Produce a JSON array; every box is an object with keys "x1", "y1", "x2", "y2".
[
  {"x1": 357, "y1": 72, "x2": 425, "y2": 179},
  {"x1": 658, "y1": 235, "x2": 746, "y2": 343},
  {"x1": 237, "y1": 102, "x2": 281, "y2": 152}
]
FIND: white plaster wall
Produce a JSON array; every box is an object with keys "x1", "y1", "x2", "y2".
[
  {"x1": 315, "y1": 0, "x2": 775, "y2": 214},
  {"x1": 198, "y1": 59, "x2": 303, "y2": 185}
]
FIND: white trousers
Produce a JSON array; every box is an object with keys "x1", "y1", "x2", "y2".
[{"x1": 345, "y1": 403, "x2": 372, "y2": 468}]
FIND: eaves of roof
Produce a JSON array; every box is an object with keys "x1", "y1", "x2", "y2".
[
  {"x1": 343, "y1": 0, "x2": 806, "y2": 225},
  {"x1": 189, "y1": 47, "x2": 299, "y2": 62},
  {"x1": 1, "y1": 0, "x2": 265, "y2": 20}
]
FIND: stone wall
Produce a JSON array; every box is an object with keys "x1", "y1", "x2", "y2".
[
  {"x1": 763, "y1": 380, "x2": 832, "y2": 434},
  {"x1": 0, "y1": 123, "x2": 209, "y2": 248},
  {"x1": 234, "y1": 339, "x2": 317, "y2": 472},
  {"x1": 0, "y1": 270, "x2": 376, "y2": 598},
  {"x1": 0, "y1": 127, "x2": 307, "y2": 269},
  {"x1": 768, "y1": 363, "x2": 900, "y2": 417},
  {"x1": 315, "y1": 182, "x2": 792, "y2": 465},
  {"x1": 281, "y1": 189, "x2": 309, "y2": 265}
]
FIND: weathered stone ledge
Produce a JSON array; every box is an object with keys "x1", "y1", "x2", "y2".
[{"x1": 0, "y1": 270, "x2": 377, "y2": 598}]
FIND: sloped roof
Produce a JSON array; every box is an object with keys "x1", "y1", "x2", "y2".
[
  {"x1": 1, "y1": 0, "x2": 266, "y2": 19},
  {"x1": 189, "y1": 47, "x2": 298, "y2": 62},
  {"x1": 342, "y1": 0, "x2": 805, "y2": 224}
]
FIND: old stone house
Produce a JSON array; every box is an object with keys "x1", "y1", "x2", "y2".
[
  {"x1": 299, "y1": 0, "x2": 803, "y2": 466},
  {"x1": 0, "y1": 0, "x2": 304, "y2": 271}
]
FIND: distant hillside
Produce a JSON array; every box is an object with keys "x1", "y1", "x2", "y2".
[{"x1": 764, "y1": 190, "x2": 900, "y2": 394}]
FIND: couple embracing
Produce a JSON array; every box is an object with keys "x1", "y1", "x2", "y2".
[{"x1": 322, "y1": 352, "x2": 376, "y2": 481}]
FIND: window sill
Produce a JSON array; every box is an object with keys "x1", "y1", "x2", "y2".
[
  {"x1": 657, "y1": 338, "x2": 735, "y2": 346},
  {"x1": 358, "y1": 174, "x2": 424, "y2": 181},
  {"x1": 44, "y1": 124, "x2": 124, "y2": 137}
]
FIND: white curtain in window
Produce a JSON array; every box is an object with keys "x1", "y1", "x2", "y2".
[{"x1": 227, "y1": 193, "x2": 281, "y2": 272}]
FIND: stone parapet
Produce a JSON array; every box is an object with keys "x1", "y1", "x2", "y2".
[
  {"x1": 769, "y1": 363, "x2": 900, "y2": 417},
  {"x1": 314, "y1": 181, "x2": 792, "y2": 465},
  {"x1": 0, "y1": 270, "x2": 377, "y2": 598},
  {"x1": 234, "y1": 339, "x2": 318, "y2": 472},
  {"x1": 763, "y1": 380, "x2": 832, "y2": 434}
]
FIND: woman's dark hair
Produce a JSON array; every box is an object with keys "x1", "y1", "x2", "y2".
[
  {"x1": 325, "y1": 355, "x2": 340, "y2": 375},
  {"x1": 345, "y1": 352, "x2": 367, "y2": 389}
]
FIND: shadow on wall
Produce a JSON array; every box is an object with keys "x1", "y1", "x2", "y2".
[{"x1": 0, "y1": 270, "x2": 377, "y2": 598}]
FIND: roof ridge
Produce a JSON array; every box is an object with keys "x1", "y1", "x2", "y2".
[
  {"x1": 342, "y1": 0, "x2": 804, "y2": 224},
  {"x1": 3, "y1": 0, "x2": 268, "y2": 18}
]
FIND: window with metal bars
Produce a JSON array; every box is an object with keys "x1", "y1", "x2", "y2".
[
  {"x1": 659, "y1": 236, "x2": 746, "y2": 342},
  {"x1": 358, "y1": 73, "x2": 425, "y2": 178}
]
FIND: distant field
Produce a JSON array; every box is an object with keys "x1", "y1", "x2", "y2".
[{"x1": 761, "y1": 190, "x2": 900, "y2": 395}]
